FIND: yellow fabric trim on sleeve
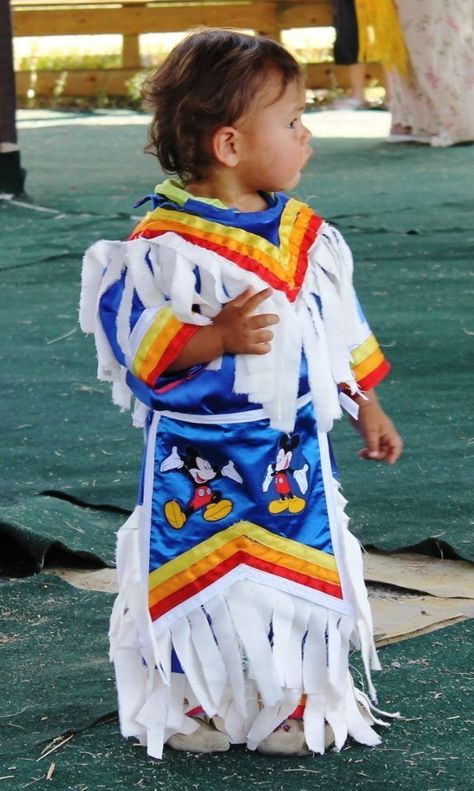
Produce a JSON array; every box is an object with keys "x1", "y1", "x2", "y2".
[
  {"x1": 131, "y1": 306, "x2": 181, "y2": 379},
  {"x1": 350, "y1": 333, "x2": 379, "y2": 366},
  {"x1": 351, "y1": 346, "x2": 385, "y2": 380}
]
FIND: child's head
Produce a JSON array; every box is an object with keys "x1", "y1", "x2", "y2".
[{"x1": 143, "y1": 28, "x2": 306, "y2": 185}]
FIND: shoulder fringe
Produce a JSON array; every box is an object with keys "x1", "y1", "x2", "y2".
[
  {"x1": 109, "y1": 477, "x2": 399, "y2": 760},
  {"x1": 80, "y1": 240, "x2": 133, "y2": 411},
  {"x1": 80, "y1": 226, "x2": 361, "y2": 432}
]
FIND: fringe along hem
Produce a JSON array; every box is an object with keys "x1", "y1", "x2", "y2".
[
  {"x1": 81, "y1": 215, "x2": 400, "y2": 759},
  {"x1": 109, "y1": 484, "x2": 399, "y2": 760}
]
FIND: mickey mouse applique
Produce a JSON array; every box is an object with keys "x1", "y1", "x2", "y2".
[
  {"x1": 160, "y1": 445, "x2": 243, "y2": 529},
  {"x1": 262, "y1": 434, "x2": 309, "y2": 515}
]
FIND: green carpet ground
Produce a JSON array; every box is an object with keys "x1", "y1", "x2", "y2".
[
  {"x1": 1, "y1": 608, "x2": 472, "y2": 791},
  {"x1": 0, "y1": 109, "x2": 472, "y2": 789}
]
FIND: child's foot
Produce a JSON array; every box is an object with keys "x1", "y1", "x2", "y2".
[
  {"x1": 256, "y1": 719, "x2": 311, "y2": 756},
  {"x1": 166, "y1": 718, "x2": 230, "y2": 753},
  {"x1": 256, "y1": 719, "x2": 334, "y2": 756}
]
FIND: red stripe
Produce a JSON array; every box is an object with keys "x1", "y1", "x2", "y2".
[
  {"x1": 139, "y1": 228, "x2": 296, "y2": 298},
  {"x1": 288, "y1": 703, "x2": 306, "y2": 720},
  {"x1": 149, "y1": 551, "x2": 342, "y2": 621},
  {"x1": 129, "y1": 227, "x2": 320, "y2": 302},
  {"x1": 144, "y1": 324, "x2": 200, "y2": 385},
  {"x1": 293, "y1": 213, "x2": 323, "y2": 290},
  {"x1": 357, "y1": 358, "x2": 391, "y2": 391}
]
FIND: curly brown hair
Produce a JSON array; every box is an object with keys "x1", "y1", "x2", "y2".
[{"x1": 142, "y1": 28, "x2": 304, "y2": 183}]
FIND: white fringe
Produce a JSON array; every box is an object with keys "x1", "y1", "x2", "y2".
[
  {"x1": 109, "y1": 480, "x2": 395, "y2": 760},
  {"x1": 80, "y1": 224, "x2": 363, "y2": 433}
]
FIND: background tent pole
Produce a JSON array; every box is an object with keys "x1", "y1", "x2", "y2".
[{"x1": 0, "y1": 0, "x2": 26, "y2": 195}]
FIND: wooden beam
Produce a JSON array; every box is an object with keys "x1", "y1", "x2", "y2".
[
  {"x1": 277, "y1": 0, "x2": 333, "y2": 28},
  {"x1": 15, "y1": 61, "x2": 384, "y2": 99},
  {"x1": 11, "y1": 0, "x2": 334, "y2": 37},
  {"x1": 305, "y1": 62, "x2": 384, "y2": 89},
  {"x1": 12, "y1": 3, "x2": 279, "y2": 37},
  {"x1": 15, "y1": 67, "x2": 141, "y2": 97}
]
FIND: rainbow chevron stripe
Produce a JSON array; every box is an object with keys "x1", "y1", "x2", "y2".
[
  {"x1": 130, "y1": 198, "x2": 323, "y2": 302},
  {"x1": 148, "y1": 521, "x2": 342, "y2": 621},
  {"x1": 131, "y1": 306, "x2": 199, "y2": 385},
  {"x1": 350, "y1": 333, "x2": 391, "y2": 390}
]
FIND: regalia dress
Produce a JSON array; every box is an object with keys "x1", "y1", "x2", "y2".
[{"x1": 80, "y1": 180, "x2": 393, "y2": 759}]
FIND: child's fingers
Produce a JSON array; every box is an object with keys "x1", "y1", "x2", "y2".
[
  {"x1": 384, "y1": 434, "x2": 404, "y2": 465},
  {"x1": 358, "y1": 448, "x2": 383, "y2": 461},
  {"x1": 229, "y1": 287, "x2": 256, "y2": 308},
  {"x1": 359, "y1": 433, "x2": 404, "y2": 464},
  {"x1": 361, "y1": 428, "x2": 383, "y2": 460},
  {"x1": 248, "y1": 342, "x2": 272, "y2": 354},
  {"x1": 241, "y1": 287, "x2": 274, "y2": 313},
  {"x1": 250, "y1": 313, "x2": 280, "y2": 329}
]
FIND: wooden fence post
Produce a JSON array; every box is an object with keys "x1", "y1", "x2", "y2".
[{"x1": 122, "y1": 33, "x2": 141, "y2": 70}]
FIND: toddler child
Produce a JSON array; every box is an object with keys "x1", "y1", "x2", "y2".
[{"x1": 80, "y1": 28, "x2": 403, "y2": 759}]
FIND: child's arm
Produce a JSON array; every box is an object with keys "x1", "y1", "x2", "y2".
[
  {"x1": 166, "y1": 287, "x2": 279, "y2": 372},
  {"x1": 351, "y1": 389, "x2": 403, "y2": 465}
]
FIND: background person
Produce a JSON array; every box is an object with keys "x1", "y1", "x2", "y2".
[
  {"x1": 388, "y1": 0, "x2": 474, "y2": 146},
  {"x1": 332, "y1": 0, "x2": 408, "y2": 110}
]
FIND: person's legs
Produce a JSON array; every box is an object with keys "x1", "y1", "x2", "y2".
[
  {"x1": 332, "y1": 0, "x2": 367, "y2": 108},
  {"x1": 347, "y1": 62, "x2": 366, "y2": 103}
]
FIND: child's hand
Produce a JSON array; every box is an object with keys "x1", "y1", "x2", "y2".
[
  {"x1": 353, "y1": 390, "x2": 403, "y2": 465},
  {"x1": 214, "y1": 287, "x2": 279, "y2": 355}
]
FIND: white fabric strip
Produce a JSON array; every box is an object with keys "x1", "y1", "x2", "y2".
[
  {"x1": 109, "y1": 508, "x2": 391, "y2": 758},
  {"x1": 158, "y1": 391, "x2": 312, "y2": 425},
  {"x1": 80, "y1": 221, "x2": 368, "y2": 434},
  {"x1": 150, "y1": 563, "x2": 353, "y2": 638}
]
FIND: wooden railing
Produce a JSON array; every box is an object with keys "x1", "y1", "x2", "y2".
[{"x1": 12, "y1": 0, "x2": 383, "y2": 99}]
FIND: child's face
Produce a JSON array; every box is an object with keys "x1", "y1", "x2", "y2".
[{"x1": 235, "y1": 75, "x2": 312, "y2": 193}]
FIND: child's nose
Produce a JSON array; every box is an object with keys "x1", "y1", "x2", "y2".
[{"x1": 301, "y1": 124, "x2": 312, "y2": 143}]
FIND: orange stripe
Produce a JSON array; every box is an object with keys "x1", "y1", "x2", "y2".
[
  {"x1": 129, "y1": 203, "x2": 323, "y2": 303},
  {"x1": 134, "y1": 219, "x2": 280, "y2": 274},
  {"x1": 149, "y1": 534, "x2": 340, "y2": 608},
  {"x1": 351, "y1": 346, "x2": 385, "y2": 381},
  {"x1": 294, "y1": 211, "x2": 323, "y2": 287},
  {"x1": 144, "y1": 324, "x2": 200, "y2": 384},
  {"x1": 357, "y1": 358, "x2": 391, "y2": 391},
  {"x1": 136, "y1": 317, "x2": 183, "y2": 382},
  {"x1": 149, "y1": 550, "x2": 343, "y2": 621}
]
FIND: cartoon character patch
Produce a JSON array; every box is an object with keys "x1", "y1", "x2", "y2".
[
  {"x1": 262, "y1": 434, "x2": 309, "y2": 515},
  {"x1": 160, "y1": 445, "x2": 243, "y2": 529}
]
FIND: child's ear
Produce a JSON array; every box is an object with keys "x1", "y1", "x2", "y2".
[{"x1": 212, "y1": 126, "x2": 241, "y2": 168}]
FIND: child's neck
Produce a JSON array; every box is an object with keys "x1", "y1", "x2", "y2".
[{"x1": 185, "y1": 173, "x2": 268, "y2": 212}]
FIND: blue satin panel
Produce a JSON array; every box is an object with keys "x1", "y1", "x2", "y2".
[
  {"x1": 148, "y1": 399, "x2": 334, "y2": 575},
  {"x1": 98, "y1": 245, "x2": 313, "y2": 414},
  {"x1": 99, "y1": 274, "x2": 127, "y2": 367},
  {"x1": 127, "y1": 353, "x2": 311, "y2": 415}
]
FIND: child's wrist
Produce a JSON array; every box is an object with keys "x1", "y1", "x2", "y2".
[
  {"x1": 353, "y1": 388, "x2": 378, "y2": 408},
  {"x1": 208, "y1": 323, "x2": 226, "y2": 358}
]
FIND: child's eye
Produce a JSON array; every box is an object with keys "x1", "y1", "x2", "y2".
[{"x1": 288, "y1": 118, "x2": 298, "y2": 129}]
